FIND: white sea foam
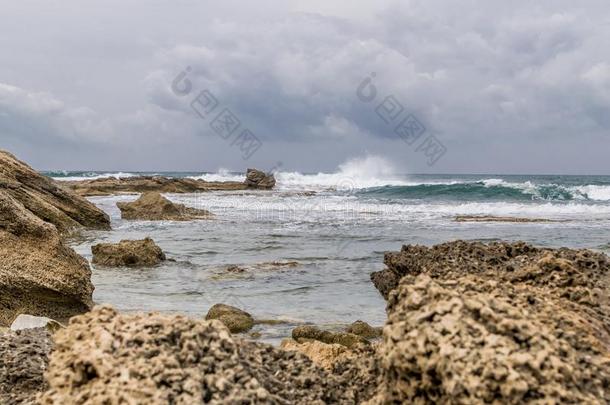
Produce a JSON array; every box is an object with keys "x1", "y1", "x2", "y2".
[{"x1": 54, "y1": 172, "x2": 140, "y2": 181}]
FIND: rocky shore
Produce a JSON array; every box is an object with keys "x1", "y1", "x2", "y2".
[
  {"x1": 61, "y1": 168, "x2": 276, "y2": 196},
  {"x1": 1, "y1": 149, "x2": 609, "y2": 403}
]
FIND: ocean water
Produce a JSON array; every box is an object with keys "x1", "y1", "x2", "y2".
[{"x1": 48, "y1": 158, "x2": 610, "y2": 343}]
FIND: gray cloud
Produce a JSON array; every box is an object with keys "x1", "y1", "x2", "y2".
[{"x1": 0, "y1": 0, "x2": 609, "y2": 173}]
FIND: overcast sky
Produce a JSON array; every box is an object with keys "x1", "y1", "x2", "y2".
[{"x1": 0, "y1": 0, "x2": 609, "y2": 174}]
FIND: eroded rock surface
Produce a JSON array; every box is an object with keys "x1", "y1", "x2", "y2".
[
  {"x1": 92, "y1": 237, "x2": 166, "y2": 267},
  {"x1": 116, "y1": 192, "x2": 212, "y2": 221},
  {"x1": 205, "y1": 304, "x2": 254, "y2": 334},
  {"x1": 39, "y1": 305, "x2": 378, "y2": 404},
  {"x1": 0, "y1": 150, "x2": 108, "y2": 326},
  {"x1": 292, "y1": 325, "x2": 368, "y2": 349},
  {"x1": 0, "y1": 328, "x2": 52, "y2": 405},
  {"x1": 345, "y1": 320, "x2": 382, "y2": 339}
]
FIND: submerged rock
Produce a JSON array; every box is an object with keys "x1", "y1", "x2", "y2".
[
  {"x1": 39, "y1": 305, "x2": 378, "y2": 404},
  {"x1": 205, "y1": 304, "x2": 254, "y2": 333},
  {"x1": 92, "y1": 237, "x2": 166, "y2": 267},
  {"x1": 245, "y1": 169, "x2": 276, "y2": 189},
  {"x1": 116, "y1": 192, "x2": 212, "y2": 221},
  {"x1": 292, "y1": 325, "x2": 368, "y2": 349},
  {"x1": 0, "y1": 328, "x2": 53, "y2": 405}
]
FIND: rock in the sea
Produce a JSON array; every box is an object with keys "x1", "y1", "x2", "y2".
[
  {"x1": 205, "y1": 304, "x2": 254, "y2": 333},
  {"x1": 292, "y1": 325, "x2": 368, "y2": 349},
  {"x1": 39, "y1": 305, "x2": 378, "y2": 404},
  {"x1": 92, "y1": 237, "x2": 166, "y2": 267},
  {"x1": 0, "y1": 150, "x2": 108, "y2": 326},
  {"x1": 0, "y1": 328, "x2": 53, "y2": 405},
  {"x1": 245, "y1": 168, "x2": 276, "y2": 189},
  {"x1": 10, "y1": 314, "x2": 63, "y2": 333},
  {"x1": 373, "y1": 275, "x2": 610, "y2": 404},
  {"x1": 116, "y1": 192, "x2": 212, "y2": 221},
  {"x1": 345, "y1": 320, "x2": 382, "y2": 339}
]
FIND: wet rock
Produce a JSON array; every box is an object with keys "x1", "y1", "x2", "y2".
[
  {"x1": 245, "y1": 169, "x2": 276, "y2": 189},
  {"x1": 116, "y1": 192, "x2": 212, "y2": 221},
  {"x1": 370, "y1": 269, "x2": 400, "y2": 300},
  {"x1": 292, "y1": 325, "x2": 368, "y2": 349},
  {"x1": 10, "y1": 315, "x2": 63, "y2": 333},
  {"x1": 205, "y1": 304, "x2": 254, "y2": 333},
  {"x1": 61, "y1": 175, "x2": 249, "y2": 197},
  {"x1": 92, "y1": 237, "x2": 166, "y2": 267},
  {"x1": 454, "y1": 215, "x2": 559, "y2": 223},
  {"x1": 226, "y1": 264, "x2": 247, "y2": 273},
  {"x1": 345, "y1": 320, "x2": 382, "y2": 339},
  {"x1": 0, "y1": 150, "x2": 109, "y2": 326},
  {"x1": 39, "y1": 305, "x2": 378, "y2": 404},
  {"x1": 373, "y1": 274, "x2": 610, "y2": 404},
  {"x1": 0, "y1": 328, "x2": 53, "y2": 404}
]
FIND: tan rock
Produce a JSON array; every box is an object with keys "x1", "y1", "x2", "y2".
[
  {"x1": 92, "y1": 238, "x2": 166, "y2": 267},
  {"x1": 281, "y1": 338, "x2": 348, "y2": 369},
  {"x1": 205, "y1": 304, "x2": 254, "y2": 333},
  {"x1": 245, "y1": 169, "x2": 276, "y2": 189},
  {"x1": 292, "y1": 325, "x2": 368, "y2": 349},
  {"x1": 345, "y1": 320, "x2": 382, "y2": 339},
  {"x1": 116, "y1": 192, "x2": 212, "y2": 221},
  {"x1": 0, "y1": 150, "x2": 108, "y2": 326}
]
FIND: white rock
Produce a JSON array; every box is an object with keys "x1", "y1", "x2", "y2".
[{"x1": 10, "y1": 314, "x2": 63, "y2": 331}]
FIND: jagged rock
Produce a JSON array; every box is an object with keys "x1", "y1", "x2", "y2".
[
  {"x1": 61, "y1": 176, "x2": 249, "y2": 197},
  {"x1": 372, "y1": 275, "x2": 610, "y2": 404},
  {"x1": 10, "y1": 315, "x2": 63, "y2": 333},
  {"x1": 245, "y1": 169, "x2": 276, "y2": 189},
  {"x1": 292, "y1": 325, "x2": 368, "y2": 349},
  {"x1": 39, "y1": 305, "x2": 378, "y2": 404},
  {"x1": 205, "y1": 304, "x2": 254, "y2": 333},
  {"x1": 0, "y1": 150, "x2": 108, "y2": 326},
  {"x1": 116, "y1": 192, "x2": 212, "y2": 221},
  {"x1": 345, "y1": 320, "x2": 382, "y2": 339},
  {"x1": 92, "y1": 238, "x2": 166, "y2": 267},
  {"x1": 0, "y1": 328, "x2": 53, "y2": 405}
]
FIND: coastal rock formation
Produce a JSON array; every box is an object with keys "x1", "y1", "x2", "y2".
[
  {"x1": 373, "y1": 275, "x2": 610, "y2": 403},
  {"x1": 205, "y1": 304, "x2": 254, "y2": 333},
  {"x1": 0, "y1": 328, "x2": 53, "y2": 404},
  {"x1": 116, "y1": 192, "x2": 212, "y2": 221},
  {"x1": 39, "y1": 305, "x2": 379, "y2": 404},
  {"x1": 0, "y1": 150, "x2": 108, "y2": 326},
  {"x1": 369, "y1": 240, "x2": 610, "y2": 403},
  {"x1": 345, "y1": 320, "x2": 382, "y2": 339},
  {"x1": 92, "y1": 238, "x2": 166, "y2": 267},
  {"x1": 280, "y1": 339, "x2": 349, "y2": 369},
  {"x1": 245, "y1": 169, "x2": 276, "y2": 189},
  {"x1": 292, "y1": 325, "x2": 368, "y2": 349}
]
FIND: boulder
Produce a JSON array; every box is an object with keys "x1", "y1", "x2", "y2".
[
  {"x1": 205, "y1": 304, "x2": 254, "y2": 333},
  {"x1": 292, "y1": 325, "x2": 368, "y2": 349},
  {"x1": 116, "y1": 192, "x2": 212, "y2": 221},
  {"x1": 92, "y1": 238, "x2": 166, "y2": 267},
  {"x1": 280, "y1": 339, "x2": 348, "y2": 369},
  {"x1": 0, "y1": 150, "x2": 108, "y2": 326},
  {"x1": 345, "y1": 320, "x2": 382, "y2": 339},
  {"x1": 38, "y1": 305, "x2": 378, "y2": 404},
  {"x1": 245, "y1": 169, "x2": 276, "y2": 189}
]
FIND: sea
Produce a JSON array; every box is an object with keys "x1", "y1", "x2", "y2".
[{"x1": 46, "y1": 156, "x2": 610, "y2": 343}]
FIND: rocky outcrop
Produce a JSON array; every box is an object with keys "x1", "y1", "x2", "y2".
[
  {"x1": 345, "y1": 320, "x2": 382, "y2": 339},
  {"x1": 245, "y1": 169, "x2": 276, "y2": 189},
  {"x1": 0, "y1": 150, "x2": 109, "y2": 326},
  {"x1": 116, "y1": 192, "x2": 212, "y2": 221},
  {"x1": 62, "y1": 169, "x2": 277, "y2": 197},
  {"x1": 0, "y1": 328, "x2": 53, "y2": 405},
  {"x1": 92, "y1": 238, "x2": 166, "y2": 267},
  {"x1": 292, "y1": 325, "x2": 368, "y2": 349},
  {"x1": 39, "y1": 305, "x2": 378, "y2": 404},
  {"x1": 205, "y1": 304, "x2": 254, "y2": 333},
  {"x1": 280, "y1": 339, "x2": 349, "y2": 369},
  {"x1": 369, "y1": 241, "x2": 610, "y2": 403}
]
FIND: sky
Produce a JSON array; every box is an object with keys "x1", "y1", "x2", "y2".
[{"x1": 0, "y1": 0, "x2": 609, "y2": 174}]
